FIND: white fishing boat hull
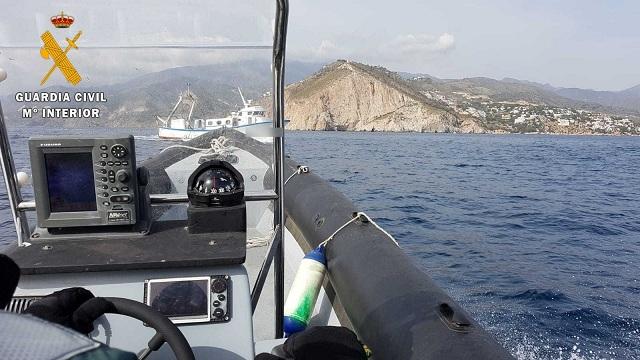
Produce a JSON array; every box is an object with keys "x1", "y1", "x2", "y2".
[{"x1": 158, "y1": 120, "x2": 278, "y2": 142}]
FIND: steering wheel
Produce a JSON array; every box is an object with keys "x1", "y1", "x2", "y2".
[{"x1": 97, "y1": 297, "x2": 195, "y2": 360}]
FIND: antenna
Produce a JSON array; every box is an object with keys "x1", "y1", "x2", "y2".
[{"x1": 238, "y1": 87, "x2": 248, "y2": 107}]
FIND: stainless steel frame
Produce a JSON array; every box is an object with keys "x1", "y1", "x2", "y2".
[
  {"x1": 0, "y1": 0, "x2": 289, "y2": 340},
  {"x1": 15, "y1": 192, "x2": 279, "y2": 209},
  {"x1": 270, "y1": 0, "x2": 289, "y2": 338},
  {"x1": 0, "y1": 102, "x2": 30, "y2": 246}
]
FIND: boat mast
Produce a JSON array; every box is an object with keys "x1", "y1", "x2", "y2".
[
  {"x1": 160, "y1": 94, "x2": 184, "y2": 126},
  {"x1": 186, "y1": 84, "x2": 197, "y2": 129},
  {"x1": 238, "y1": 87, "x2": 249, "y2": 107}
]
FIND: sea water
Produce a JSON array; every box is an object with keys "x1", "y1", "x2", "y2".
[{"x1": 1, "y1": 126, "x2": 638, "y2": 359}]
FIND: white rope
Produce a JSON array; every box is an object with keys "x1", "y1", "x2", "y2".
[
  {"x1": 211, "y1": 136, "x2": 232, "y2": 154},
  {"x1": 284, "y1": 171, "x2": 298, "y2": 186},
  {"x1": 284, "y1": 165, "x2": 309, "y2": 186},
  {"x1": 358, "y1": 212, "x2": 400, "y2": 247},
  {"x1": 160, "y1": 136, "x2": 234, "y2": 155},
  {"x1": 319, "y1": 212, "x2": 399, "y2": 248},
  {"x1": 247, "y1": 232, "x2": 273, "y2": 248},
  {"x1": 318, "y1": 215, "x2": 360, "y2": 247}
]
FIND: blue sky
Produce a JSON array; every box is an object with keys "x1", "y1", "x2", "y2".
[
  {"x1": 0, "y1": 0, "x2": 637, "y2": 92},
  {"x1": 288, "y1": 0, "x2": 640, "y2": 91}
]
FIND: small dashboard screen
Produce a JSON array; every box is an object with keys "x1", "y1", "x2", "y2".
[
  {"x1": 45, "y1": 152, "x2": 97, "y2": 212},
  {"x1": 147, "y1": 279, "x2": 210, "y2": 320}
]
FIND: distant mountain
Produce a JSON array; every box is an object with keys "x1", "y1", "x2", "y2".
[
  {"x1": 409, "y1": 76, "x2": 628, "y2": 114},
  {"x1": 501, "y1": 77, "x2": 556, "y2": 91},
  {"x1": 553, "y1": 85, "x2": 640, "y2": 113},
  {"x1": 403, "y1": 72, "x2": 640, "y2": 114},
  {"x1": 1, "y1": 60, "x2": 322, "y2": 128},
  {"x1": 494, "y1": 77, "x2": 640, "y2": 113}
]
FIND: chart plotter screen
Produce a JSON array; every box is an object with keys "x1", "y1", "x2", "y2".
[{"x1": 44, "y1": 152, "x2": 97, "y2": 212}]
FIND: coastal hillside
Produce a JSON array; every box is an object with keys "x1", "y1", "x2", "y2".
[
  {"x1": 272, "y1": 61, "x2": 484, "y2": 133},
  {"x1": 267, "y1": 60, "x2": 640, "y2": 135}
]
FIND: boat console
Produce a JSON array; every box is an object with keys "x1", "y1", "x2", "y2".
[
  {"x1": 28, "y1": 135, "x2": 141, "y2": 230},
  {"x1": 5, "y1": 134, "x2": 258, "y2": 359}
]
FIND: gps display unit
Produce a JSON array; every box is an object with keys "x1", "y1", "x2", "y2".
[{"x1": 29, "y1": 135, "x2": 138, "y2": 228}]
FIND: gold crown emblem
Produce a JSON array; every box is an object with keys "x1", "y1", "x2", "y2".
[{"x1": 50, "y1": 11, "x2": 74, "y2": 28}]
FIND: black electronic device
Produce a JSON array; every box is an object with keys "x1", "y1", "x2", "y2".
[
  {"x1": 186, "y1": 160, "x2": 246, "y2": 234},
  {"x1": 29, "y1": 135, "x2": 138, "y2": 228},
  {"x1": 144, "y1": 275, "x2": 232, "y2": 324}
]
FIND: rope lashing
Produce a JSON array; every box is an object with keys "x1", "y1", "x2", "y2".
[
  {"x1": 160, "y1": 136, "x2": 233, "y2": 155},
  {"x1": 319, "y1": 212, "x2": 399, "y2": 248},
  {"x1": 284, "y1": 165, "x2": 309, "y2": 186}
]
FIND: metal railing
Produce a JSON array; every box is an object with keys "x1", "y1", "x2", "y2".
[
  {"x1": 269, "y1": 0, "x2": 289, "y2": 338},
  {"x1": 0, "y1": 0, "x2": 289, "y2": 340},
  {"x1": 0, "y1": 102, "x2": 30, "y2": 247}
]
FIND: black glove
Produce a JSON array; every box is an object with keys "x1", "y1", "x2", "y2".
[
  {"x1": 0, "y1": 254, "x2": 20, "y2": 309},
  {"x1": 24, "y1": 287, "x2": 114, "y2": 334},
  {"x1": 258, "y1": 326, "x2": 368, "y2": 360},
  {"x1": 73, "y1": 297, "x2": 117, "y2": 334}
]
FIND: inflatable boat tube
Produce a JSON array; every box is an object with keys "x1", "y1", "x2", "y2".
[{"x1": 283, "y1": 164, "x2": 514, "y2": 360}]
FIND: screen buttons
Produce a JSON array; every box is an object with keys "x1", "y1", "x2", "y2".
[
  {"x1": 111, "y1": 144, "x2": 128, "y2": 158},
  {"x1": 212, "y1": 279, "x2": 227, "y2": 293},
  {"x1": 212, "y1": 308, "x2": 224, "y2": 319},
  {"x1": 110, "y1": 195, "x2": 131, "y2": 203},
  {"x1": 100, "y1": 145, "x2": 108, "y2": 150},
  {"x1": 100, "y1": 153, "x2": 108, "y2": 158},
  {"x1": 116, "y1": 170, "x2": 129, "y2": 183},
  {"x1": 209, "y1": 276, "x2": 230, "y2": 323}
]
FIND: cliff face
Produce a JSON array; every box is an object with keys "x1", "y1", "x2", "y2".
[{"x1": 275, "y1": 61, "x2": 485, "y2": 133}]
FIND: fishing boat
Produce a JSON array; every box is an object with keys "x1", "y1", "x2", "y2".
[
  {"x1": 157, "y1": 86, "x2": 276, "y2": 142},
  {"x1": 0, "y1": 1, "x2": 513, "y2": 359}
]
